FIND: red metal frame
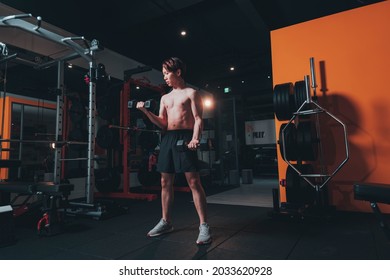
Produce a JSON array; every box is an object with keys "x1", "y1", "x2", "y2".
[{"x1": 95, "y1": 79, "x2": 164, "y2": 201}]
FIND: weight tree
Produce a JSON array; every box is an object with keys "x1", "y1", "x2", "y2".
[{"x1": 273, "y1": 57, "x2": 349, "y2": 217}]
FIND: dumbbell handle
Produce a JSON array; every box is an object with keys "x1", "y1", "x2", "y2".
[
  {"x1": 128, "y1": 99, "x2": 155, "y2": 109},
  {"x1": 177, "y1": 138, "x2": 209, "y2": 151}
]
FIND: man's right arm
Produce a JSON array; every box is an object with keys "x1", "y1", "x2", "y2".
[{"x1": 136, "y1": 98, "x2": 168, "y2": 130}]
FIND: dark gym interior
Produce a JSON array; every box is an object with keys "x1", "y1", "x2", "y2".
[{"x1": 1, "y1": 0, "x2": 390, "y2": 264}]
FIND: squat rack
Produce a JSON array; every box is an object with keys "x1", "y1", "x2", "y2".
[{"x1": 0, "y1": 13, "x2": 101, "y2": 205}]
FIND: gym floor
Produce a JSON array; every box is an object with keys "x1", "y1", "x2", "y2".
[{"x1": 1, "y1": 177, "x2": 390, "y2": 260}]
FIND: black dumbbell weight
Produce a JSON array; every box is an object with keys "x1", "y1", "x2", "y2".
[
  {"x1": 176, "y1": 138, "x2": 209, "y2": 152},
  {"x1": 128, "y1": 99, "x2": 157, "y2": 110}
]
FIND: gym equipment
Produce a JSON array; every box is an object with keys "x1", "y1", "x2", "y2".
[
  {"x1": 0, "y1": 181, "x2": 74, "y2": 236},
  {"x1": 278, "y1": 123, "x2": 297, "y2": 161},
  {"x1": 274, "y1": 57, "x2": 349, "y2": 218},
  {"x1": 127, "y1": 99, "x2": 157, "y2": 110},
  {"x1": 95, "y1": 78, "x2": 162, "y2": 201},
  {"x1": 285, "y1": 164, "x2": 316, "y2": 205},
  {"x1": 97, "y1": 95, "x2": 115, "y2": 121},
  {"x1": 296, "y1": 121, "x2": 318, "y2": 161},
  {"x1": 273, "y1": 82, "x2": 294, "y2": 121},
  {"x1": 176, "y1": 138, "x2": 209, "y2": 152},
  {"x1": 278, "y1": 121, "x2": 319, "y2": 161},
  {"x1": 108, "y1": 124, "x2": 160, "y2": 151},
  {"x1": 0, "y1": 138, "x2": 88, "y2": 148},
  {"x1": 108, "y1": 124, "x2": 160, "y2": 134},
  {"x1": 96, "y1": 125, "x2": 120, "y2": 149},
  {"x1": 279, "y1": 58, "x2": 349, "y2": 191},
  {"x1": 95, "y1": 167, "x2": 121, "y2": 193},
  {"x1": 354, "y1": 183, "x2": 390, "y2": 241},
  {"x1": 0, "y1": 13, "x2": 124, "y2": 220},
  {"x1": 294, "y1": 80, "x2": 307, "y2": 113},
  {"x1": 0, "y1": 205, "x2": 15, "y2": 247}
]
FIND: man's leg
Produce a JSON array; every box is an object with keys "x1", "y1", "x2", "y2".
[
  {"x1": 147, "y1": 172, "x2": 175, "y2": 237},
  {"x1": 185, "y1": 172, "x2": 207, "y2": 224},
  {"x1": 185, "y1": 172, "x2": 211, "y2": 244},
  {"x1": 161, "y1": 172, "x2": 175, "y2": 222}
]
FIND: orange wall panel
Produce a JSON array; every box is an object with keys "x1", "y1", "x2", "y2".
[{"x1": 271, "y1": 1, "x2": 390, "y2": 213}]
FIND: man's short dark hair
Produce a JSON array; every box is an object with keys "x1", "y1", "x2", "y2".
[{"x1": 162, "y1": 57, "x2": 187, "y2": 79}]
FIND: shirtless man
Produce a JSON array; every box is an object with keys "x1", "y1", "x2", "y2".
[{"x1": 136, "y1": 57, "x2": 211, "y2": 245}]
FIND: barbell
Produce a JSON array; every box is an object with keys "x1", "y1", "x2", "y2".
[{"x1": 108, "y1": 124, "x2": 161, "y2": 134}]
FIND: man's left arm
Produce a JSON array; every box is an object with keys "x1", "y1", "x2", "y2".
[{"x1": 188, "y1": 90, "x2": 203, "y2": 150}]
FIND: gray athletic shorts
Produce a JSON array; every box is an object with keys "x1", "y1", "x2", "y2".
[{"x1": 157, "y1": 130, "x2": 199, "y2": 173}]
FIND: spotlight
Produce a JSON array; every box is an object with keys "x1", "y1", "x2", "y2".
[{"x1": 203, "y1": 97, "x2": 213, "y2": 108}]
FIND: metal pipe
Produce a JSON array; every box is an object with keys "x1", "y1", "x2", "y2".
[
  {"x1": 109, "y1": 124, "x2": 160, "y2": 133},
  {"x1": 304, "y1": 75, "x2": 311, "y2": 103},
  {"x1": 310, "y1": 57, "x2": 318, "y2": 99},
  {"x1": 0, "y1": 53, "x2": 17, "y2": 64},
  {"x1": 0, "y1": 139, "x2": 88, "y2": 145},
  {"x1": 1, "y1": 14, "x2": 32, "y2": 22},
  {"x1": 59, "y1": 158, "x2": 88, "y2": 161}
]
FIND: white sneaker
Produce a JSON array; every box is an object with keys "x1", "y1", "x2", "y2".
[
  {"x1": 147, "y1": 219, "x2": 174, "y2": 237},
  {"x1": 196, "y1": 223, "x2": 212, "y2": 245}
]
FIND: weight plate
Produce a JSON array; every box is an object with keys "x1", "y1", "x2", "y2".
[
  {"x1": 285, "y1": 164, "x2": 316, "y2": 205},
  {"x1": 273, "y1": 82, "x2": 294, "y2": 121}
]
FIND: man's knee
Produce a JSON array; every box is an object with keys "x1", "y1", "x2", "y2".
[
  {"x1": 185, "y1": 173, "x2": 202, "y2": 189},
  {"x1": 161, "y1": 173, "x2": 174, "y2": 187}
]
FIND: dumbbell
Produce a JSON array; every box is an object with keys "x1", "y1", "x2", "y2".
[
  {"x1": 176, "y1": 138, "x2": 209, "y2": 152},
  {"x1": 128, "y1": 99, "x2": 156, "y2": 110}
]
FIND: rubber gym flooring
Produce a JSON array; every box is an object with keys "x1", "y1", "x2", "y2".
[{"x1": 1, "y1": 177, "x2": 390, "y2": 260}]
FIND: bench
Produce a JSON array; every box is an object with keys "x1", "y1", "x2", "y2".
[
  {"x1": 353, "y1": 182, "x2": 390, "y2": 241},
  {"x1": 0, "y1": 181, "x2": 74, "y2": 236}
]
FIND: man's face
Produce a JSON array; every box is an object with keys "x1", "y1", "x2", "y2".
[{"x1": 162, "y1": 67, "x2": 180, "y2": 86}]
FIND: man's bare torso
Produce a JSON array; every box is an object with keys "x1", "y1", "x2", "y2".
[{"x1": 162, "y1": 88, "x2": 196, "y2": 131}]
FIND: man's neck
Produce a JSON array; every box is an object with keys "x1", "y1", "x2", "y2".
[{"x1": 172, "y1": 79, "x2": 186, "y2": 90}]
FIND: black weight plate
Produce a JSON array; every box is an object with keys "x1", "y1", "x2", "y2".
[
  {"x1": 285, "y1": 164, "x2": 316, "y2": 205},
  {"x1": 296, "y1": 121, "x2": 318, "y2": 161},
  {"x1": 273, "y1": 82, "x2": 294, "y2": 121},
  {"x1": 294, "y1": 80, "x2": 307, "y2": 112},
  {"x1": 97, "y1": 96, "x2": 115, "y2": 121},
  {"x1": 96, "y1": 125, "x2": 119, "y2": 149},
  {"x1": 279, "y1": 123, "x2": 298, "y2": 161}
]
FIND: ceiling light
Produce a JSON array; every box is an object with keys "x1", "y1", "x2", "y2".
[
  {"x1": 180, "y1": 30, "x2": 187, "y2": 36},
  {"x1": 67, "y1": 63, "x2": 73, "y2": 68},
  {"x1": 230, "y1": 66, "x2": 235, "y2": 71}
]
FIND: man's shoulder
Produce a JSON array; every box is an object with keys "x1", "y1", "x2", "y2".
[{"x1": 185, "y1": 87, "x2": 198, "y2": 95}]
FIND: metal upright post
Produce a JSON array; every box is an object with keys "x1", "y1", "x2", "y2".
[
  {"x1": 53, "y1": 61, "x2": 64, "y2": 184},
  {"x1": 232, "y1": 96, "x2": 240, "y2": 184},
  {"x1": 86, "y1": 56, "x2": 96, "y2": 204}
]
